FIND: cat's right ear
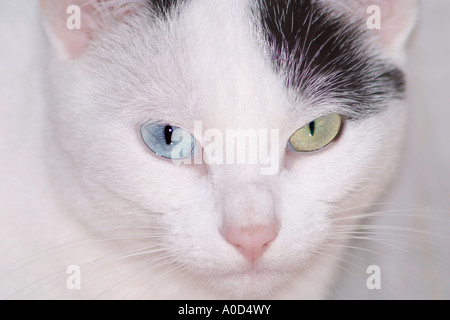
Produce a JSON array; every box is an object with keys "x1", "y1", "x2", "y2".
[{"x1": 39, "y1": 0, "x2": 146, "y2": 60}]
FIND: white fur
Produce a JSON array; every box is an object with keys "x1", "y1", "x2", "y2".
[{"x1": 0, "y1": 0, "x2": 415, "y2": 299}]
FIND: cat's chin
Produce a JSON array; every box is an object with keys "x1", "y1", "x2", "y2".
[
  {"x1": 200, "y1": 266, "x2": 327, "y2": 299},
  {"x1": 209, "y1": 270, "x2": 289, "y2": 299},
  {"x1": 193, "y1": 258, "x2": 326, "y2": 299}
]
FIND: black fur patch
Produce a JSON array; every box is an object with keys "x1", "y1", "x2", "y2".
[
  {"x1": 255, "y1": 0, "x2": 406, "y2": 119},
  {"x1": 148, "y1": 0, "x2": 185, "y2": 16}
]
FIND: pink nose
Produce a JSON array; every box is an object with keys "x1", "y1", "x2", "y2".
[{"x1": 222, "y1": 224, "x2": 278, "y2": 263}]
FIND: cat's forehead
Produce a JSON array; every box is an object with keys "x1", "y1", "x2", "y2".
[{"x1": 114, "y1": 0, "x2": 405, "y2": 127}]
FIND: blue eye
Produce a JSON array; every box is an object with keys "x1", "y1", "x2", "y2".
[{"x1": 140, "y1": 122, "x2": 195, "y2": 160}]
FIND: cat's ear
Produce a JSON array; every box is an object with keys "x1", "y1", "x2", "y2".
[
  {"x1": 366, "y1": 0, "x2": 418, "y2": 52},
  {"x1": 333, "y1": 0, "x2": 418, "y2": 56},
  {"x1": 39, "y1": 0, "x2": 146, "y2": 60}
]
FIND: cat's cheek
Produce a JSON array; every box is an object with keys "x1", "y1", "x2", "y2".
[{"x1": 180, "y1": 147, "x2": 209, "y2": 177}]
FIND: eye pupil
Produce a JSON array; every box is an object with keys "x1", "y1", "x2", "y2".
[
  {"x1": 164, "y1": 125, "x2": 173, "y2": 145},
  {"x1": 309, "y1": 121, "x2": 315, "y2": 136},
  {"x1": 141, "y1": 122, "x2": 195, "y2": 160}
]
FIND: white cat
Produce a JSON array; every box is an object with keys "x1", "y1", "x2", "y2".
[{"x1": 0, "y1": 0, "x2": 417, "y2": 299}]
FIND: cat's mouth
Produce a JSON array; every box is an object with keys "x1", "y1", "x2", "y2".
[{"x1": 200, "y1": 249, "x2": 330, "y2": 298}]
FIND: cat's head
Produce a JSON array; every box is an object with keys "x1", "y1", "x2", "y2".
[{"x1": 40, "y1": 0, "x2": 417, "y2": 298}]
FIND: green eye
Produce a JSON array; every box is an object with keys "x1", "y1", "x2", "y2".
[{"x1": 288, "y1": 113, "x2": 342, "y2": 152}]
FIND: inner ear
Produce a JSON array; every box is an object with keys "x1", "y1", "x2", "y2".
[
  {"x1": 368, "y1": 0, "x2": 418, "y2": 52},
  {"x1": 323, "y1": 0, "x2": 418, "y2": 56},
  {"x1": 40, "y1": 0, "x2": 146, "y2": 60}
]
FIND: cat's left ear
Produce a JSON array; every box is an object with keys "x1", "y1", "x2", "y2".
[
  {"x1": 39, "y1": 0, "x2": 146, "y2": 60},
  {"x1": 334, "y1": 0, "x2": 418, "y2": 58},
  {"x1": 366, "y1": 0, "x2": 418, "y2": 54}
]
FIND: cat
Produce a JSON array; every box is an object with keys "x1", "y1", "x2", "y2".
[{"x1": 0, "y1": 0, "x2": 417, "y2": 299}]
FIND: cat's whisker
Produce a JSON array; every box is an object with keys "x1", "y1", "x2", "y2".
[
  {"x1": 330, "y1": 230, "x2": 450, "y2": 267},
  {"x1": 314, "y1": 247, "x2": 366, "y2": 275},
  {"x1": 64, "y1": 249, "x2": 180, "y2": 300},
  {"x1": 83, "y1": 248, "x2": 189, "y2": 299},
  {"x1": 56, "y1": 251, "x2": 183, "y2": 300},
  {"x1": 132, "y1": 262, "x2": 189, "y2": 300},
  {"x1": 332, "y1": 234, "x2": 441, "y2": 253},
  {"x1": 0, "y1": 230, "x2": 169, "y2": 279},
  {"x1": 311, "y1": 247, "x2": 370, "y2": 289},
  {"x1": 333, "y1": 224, "x2": 450, "y2": 241},
  {"x1": 330, "y1": 209, "x2": 441, "y2": 222},
  {"x1": 330, "y1": 235, "x2": 420, "y2": 257},
  {"x1": 8, "y1": 244, "x2": 168, "y2": 299},
  {"x1": 320, "y1": 242, "x2": 395, "y2": 261},
  {"x1": 55, "y1": 255, "x2": 149, "y2": 300},
  {"x1": 157, "y1": 264, "x2": 192, "y2": 300},
  {"x1": 333, "y1": 228, "x2": 437, "y2": 239},
  {"x1": 92, "y1": 258, "x2": 161, "y2": 300},
  {"x1": 314, "y1": 246, "x2": 401, "y2": 297},
  {"x1": 304, "y1": 263, "x2": 343, "y2": 299},
  {"x1": 326, "y1": 234, "x2": 450, "y2": 275},
  {"x1": 332, "y1": 230, "x2": 450, "y2": 247},
  {"x1": 325, "y1": 242, "x2": 377, "y2": 264}
]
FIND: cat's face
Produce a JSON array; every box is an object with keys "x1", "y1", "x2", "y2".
[{"x1": 41, "y1": 0, "x2": 417, "y2": 298}]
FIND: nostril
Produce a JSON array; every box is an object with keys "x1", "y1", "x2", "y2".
[{"x1": 222, "y1": 224, "x2": 278, "y2": 263}]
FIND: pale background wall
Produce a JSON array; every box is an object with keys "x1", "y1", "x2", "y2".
[{"x1": 335, "y1": 0, "x2": 450, "y2": 299}]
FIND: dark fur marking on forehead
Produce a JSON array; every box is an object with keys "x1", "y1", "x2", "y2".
[
  {"x1": 256, "y1": 0, "x2": 406, "y2": 119},
  {"x1": 148, "y1": 0, "x2": 185, "y2": 16}
]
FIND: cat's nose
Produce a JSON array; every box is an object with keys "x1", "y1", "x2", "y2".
[{"x1": 222, "y1": 224, "x2": 278, "y2": 263}]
